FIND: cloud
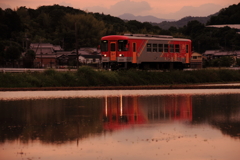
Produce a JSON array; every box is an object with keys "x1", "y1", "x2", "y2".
[
  {"x1": 85, "y1": 0, "x2": 152, "y2": 16},
  {"x1": 110, "y1": 0, "x2": 152, "y2": 15},
  {"x1": 59, "y1": 1, "x2": 72, "y2": 7},
  {"x1": 0, "y1": 3, "x2": 11, "y2": 9}
]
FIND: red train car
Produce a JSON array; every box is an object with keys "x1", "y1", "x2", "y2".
[{"x1": 100, "y1": 34, "x2": 192, "y2": 70}]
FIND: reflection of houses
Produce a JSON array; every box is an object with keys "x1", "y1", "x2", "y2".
[
  {"x1": 30, "y1": 43, "x2": 101, "y2": 68},
  {"x1": 145, "y1": 95, "x2": 192, "y2": 122},
  {"x1": 190, "y1": 52, "x2": 202, "y2": 68}
]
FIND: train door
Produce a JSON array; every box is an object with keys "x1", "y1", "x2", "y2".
[
  {"x1": 110, "y1": 42, "x2": 117, "y2": 61},
  {"x1": 132, "y1": 42, "x2": 137, "y2": 63}
]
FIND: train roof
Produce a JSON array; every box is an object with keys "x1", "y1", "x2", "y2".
[{"x1": 101, "y1": 34, "x2": 191, "y2": 42}]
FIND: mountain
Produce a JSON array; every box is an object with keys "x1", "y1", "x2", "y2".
[
  {"x1": 166, "y1": 3, "x2": 223, "y2": 20},
  {"x1": 118, "y1": 13, "x2": 175, "y2": 23},
  {"x1": 153, "y1": 15, "x2": 215, "y2": 30}
]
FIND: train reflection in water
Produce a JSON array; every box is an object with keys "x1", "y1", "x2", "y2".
[{"x1": 103, "y1": 95, "x2": 192, "y2": 131}]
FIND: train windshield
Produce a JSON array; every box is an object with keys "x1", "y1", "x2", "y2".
[
  {"x1": 118, "y1": 40, "x2": 128, "y2": 51},
  {"x1": 101, "y1": 40, "x2": 108, "y2": 52}
]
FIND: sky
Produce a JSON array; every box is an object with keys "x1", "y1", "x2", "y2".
[{"x1": 0, "y1": 0, "x2": 239, "y2": 20}]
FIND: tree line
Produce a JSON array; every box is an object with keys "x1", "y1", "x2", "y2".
[{"x1": 0, "y1": 3, "x2": 240, "y2": 67}]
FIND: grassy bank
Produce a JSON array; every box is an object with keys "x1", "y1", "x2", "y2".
[{"x1": 1, "y1": 67, "x2": 240, "y2": 88}]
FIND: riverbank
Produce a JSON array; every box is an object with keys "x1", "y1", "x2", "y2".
[{"x1": 1, "y1": 83, "x2": 240, "y2": 91}]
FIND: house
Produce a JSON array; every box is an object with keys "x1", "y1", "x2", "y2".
[
  {"x1": 56, "y1": 47, "x2": 101, "y2": 68},
  {"x1": 203, "y1": 50, "x2": 240, "y2": 59},
  {"x1": 190, "y1": 52, "x2": 202, "y2": 68},
  {"x1": 30, "y1": 42, "x2": 101, "y2": 68},
  {"x1": 207, "y1": 24, "x2": 240, "y2": 34},
  {"x1": 35, "y1": 54, "x2": 57, "y2": 68},
  {"x1": 30, "y1": 43, "x2": 63, "y2": 55},
  {"x1": 30, "y1": 43, "x2": 63, "y2": 68},
  {"x1": 203, "y1": 50, "x2": 240, "y2": 67}
]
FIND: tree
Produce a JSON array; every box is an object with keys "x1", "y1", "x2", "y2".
[
  {"x1": 0, "y1": 42, "x2": 5, "y2": 66},
  {"x1": 5, "y1": 46, "x2": 22, "y2": 67},
  {"x1": 23, "y1": 49, "x2": 36, "y2": 68},
  {"x1": 2, "y1": 8, "x2": 23, "y2": 40},
  {"x1": 60, "y1": 13, "x2": 106, "y2": 50},
  {"x1": 182, "y1": 20, "x2": 205, "y2": 38}
]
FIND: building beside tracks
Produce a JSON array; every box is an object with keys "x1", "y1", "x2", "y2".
[
  {"x1": 30, "y1": 43, "x2": 101, "y2": 68},
  {"x1": 190, "y1": 52, "x2": 203, "y2": 68}
]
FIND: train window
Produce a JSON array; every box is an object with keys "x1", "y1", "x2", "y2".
[
  {"x1": 158, "y1": 44, "x2": 163, "y2": 52},
  {"x1": 111, "y1": 43, "x2": 116, "y2": 51},
  {"x1": 133, "y1": 43, "x2": 136, "y2": 52},
  {"x1": 153, "y1": 44, "x2": 157, "y2": 52},
  {"x1": 175, "y1": 44, "x2": 180, "y2": 53},
  {"x1": 164, "y1": 44, "x2": 168, "y2": 52},
  {"x1": 186, "y1": 45, "x2": 189, "y2": 53},
  {"x1": 101, "y1": 40, "x2": 108, "y2": 52},
  {"x1": 118, "y1": 40, "x2": 128, "y2": 51},
  {"x1": 147, "y1": 43, "x2": 151, "y2": 52},
  {"x1": 170, "y1": 44, "x2": 174, "y2": 53}
]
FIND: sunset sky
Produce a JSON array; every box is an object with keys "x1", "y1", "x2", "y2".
[{"x1": 0, "y1": 0, "x2": 239, "y2": 20}]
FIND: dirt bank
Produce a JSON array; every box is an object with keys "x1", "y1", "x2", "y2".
[{"x1": 1, "y1": 84, "x2": 240, "y2": 91}]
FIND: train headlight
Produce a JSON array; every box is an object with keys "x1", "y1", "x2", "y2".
[
  {"x1": 103, "y1": 54, "x2": 107, "y2": 57},
  {"x1": 119, "y1": 54, "x2": 124, "y2": 57}
]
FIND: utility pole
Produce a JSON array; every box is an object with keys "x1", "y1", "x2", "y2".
[{"x1": 75, "y1": 22, "x2": 79, "y2": 69}]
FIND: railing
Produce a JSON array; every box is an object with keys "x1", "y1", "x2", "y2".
[{"x1": 0, "y1": 68, "x2": 77, "y2": 73}]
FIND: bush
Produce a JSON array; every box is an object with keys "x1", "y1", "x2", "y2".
[{"x1": 1, "y1": 69, "x2": 240, "y2": 88}]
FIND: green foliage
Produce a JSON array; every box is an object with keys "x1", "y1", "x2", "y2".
[
  {"x1": 236, "y1": 59, "x2": 240, "y2": 66},
  {"x1": 23, "y1": 49, "x2": 36, "y2": 68},
  {"x1": 1, "y1": 69, "x2": 240, "y2": 88},
  {"x1": 60, "y1": 13, "x2": 106, "y2": 49},
  {"x1": 5, "y1": 46, "x2": 21, "y2": 61},
  {"x1": 205, "y1": 56, "x2": 235, "y2": 67},
  {"x1": 207, "y1": 3, "x2": 240, "y2": 25}
]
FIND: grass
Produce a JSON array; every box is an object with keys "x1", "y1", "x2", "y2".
[{"x1": 0, "y1": 67, "x2": 240, "y2": 88}]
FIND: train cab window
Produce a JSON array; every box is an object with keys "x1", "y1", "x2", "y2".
[
  {"x1": 164, "y1": 44, "x2": 168, "y2": 52},
  {"x1": 133, "y1": 43, "x2": 136, "y2": 52},
  {"x1": 101, "y1": 40, "x2": 108, "y2": 52},
  {"x1": 118, "y1": 40, "x2": 128, "y2": 51},
  {"x1": 147, "y1": 43, "x2": 152, "y2": 52},
  {"x1": 111, "y1": 43, "x2": 116, "y2": 51},
  {"x1": 158, "y1": 44, "x2": 163, "y2": 52},
  {"x1": 170, "y1": 44, "x2": 174, "y2": 53},
  {"x1": 153, "y1": 44, "x2": 157, "y2": 52},
  {"x1": 175, "y1": 44, "x2": 180, "y2": 53},
  {"x1": 186, "y1": 45, "x2": 189, "y2": 53}
]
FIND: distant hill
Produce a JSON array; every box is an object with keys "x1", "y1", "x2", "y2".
[
  {"x1": 118, "y1": 13, "x2": 174, "y2": 23},
  {"x1": 118, "y1": 12, "x2": 218, "y2": 30},
  {"x1": 152, "y1": 15, "x2": 214, "y2": 30}
]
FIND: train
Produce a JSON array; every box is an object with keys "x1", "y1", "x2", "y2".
[{"x1": 100, "y1": 34, "x2": 192, "y2": 70}]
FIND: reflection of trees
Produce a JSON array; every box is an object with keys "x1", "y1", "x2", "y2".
[
  {"x1": 192, "y1": 94, "x2": 240, "y2": 139},
  {"x1": 0, "y1": 98, "x2": 104, "y2": 144},
  {"x1": 211, "y1": 121, "x2": 240, "y2": 139}
]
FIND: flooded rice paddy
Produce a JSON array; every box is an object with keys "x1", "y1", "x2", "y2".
[{"x1": 0, "y1": 89, "x2": 240, "y2": 160}]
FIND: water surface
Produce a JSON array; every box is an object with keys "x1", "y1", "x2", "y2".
[{"x1": 0, "y1": 89, "x2": 240, "y2": 160}]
